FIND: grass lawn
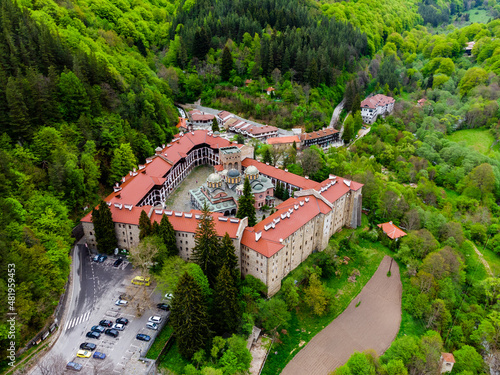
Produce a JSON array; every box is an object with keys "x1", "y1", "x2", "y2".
[
  {"x1": 146, "y1": 325, "x2": 173, "y2": 360},
  {"x1": 465, "y1": 8, "x2": 491, "y2": 24},
  {"x1": 158, "y1": 340, "x2": 191, "y2": 374},
  {"x1": 446, "y1": 128, "x2": 496, "y2": 156},
  {"x1": 261, "y1": 224, "x2": 387, "y2": 375}
]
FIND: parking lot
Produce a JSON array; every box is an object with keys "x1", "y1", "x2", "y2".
[{"x1": 45, "y1": 246, "x2": 169, "y2": 374}]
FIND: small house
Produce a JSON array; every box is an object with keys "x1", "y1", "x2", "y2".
[{"x1": 439, "y1": 353, "x2": 455, "y2": 373}]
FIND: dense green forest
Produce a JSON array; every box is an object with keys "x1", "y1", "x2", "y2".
[{"x1": 1, "y1": 0, "x2": 500, "y2": 372}]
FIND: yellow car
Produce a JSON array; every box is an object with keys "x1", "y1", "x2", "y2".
[
  {"x1": 131, "y1": 276, "x2": 151, "y2": 286},
  {"x1": 76, "y1": 350, "x2": 91, "y2": 358}
]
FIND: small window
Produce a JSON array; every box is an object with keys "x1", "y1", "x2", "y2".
[{"x1": 89, "y1": 231, "x2": 93, "y2": 235}]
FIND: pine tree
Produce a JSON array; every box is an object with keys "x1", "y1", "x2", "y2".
[
  {"x1": 218, "y1": 233, "x2": 239, "y2": 284},
  {"x1": 212, "y1": 117, "x2": 220, "y2": 132},
  {"x1": 221, "y1": 46, "x2": 234, "y2": 82},
  {"x1": 275, "y1": 182, "x2": 283, "y2": 200},
  {"x1": 192, "y1": 203, "x2": 220, "y2": 287},
  {"x1": 307, "y1": 58, "x2": 319, "y2": 87},
  {"x1": 263, "y1": 147, "x2": 272, "y2": 165},
  {"x1": 158, "y1": 214, "x2": 178, "y2": 257},
  {"x1": 236, "y1": 177, "x2": 256, "y2": 227},
  {"x1": 92, "y1": 201, "x2": 117, "y2": 254},
  {"x1": 213, "y1": 265, "x2": 241, "y2": 335},
  {"x1": 171, "y1": 272, "x2": 211, "y2": 359},
  {"x1": 282, "y1": 187, "x2": 290, "y2": 201},
  {"x1": 139, "y1": 210, "x2": 152, "y2": 240}
]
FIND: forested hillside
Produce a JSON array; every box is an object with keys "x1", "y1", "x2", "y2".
[{"x1": 1, "y1": 0, "x2": 500, "y2": 372}]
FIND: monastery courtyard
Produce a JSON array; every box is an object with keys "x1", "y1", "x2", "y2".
[{"x1": 163, "y1": 164, "x2": 281, "y2": 220}]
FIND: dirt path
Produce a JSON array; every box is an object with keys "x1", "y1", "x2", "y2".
[
  {"x1": 281, "y1": 256, "x2": 402, "y2": 375},
  {"x1": 470, "y1": 241, "x2": 493, "y2": 276}
]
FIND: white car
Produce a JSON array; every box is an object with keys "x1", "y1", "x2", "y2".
[
  {"x1": 146, "y1": 322, "x2": 158, "y2": 330},
  {"x1": 164, "y1": 293, "x2": 173, "y2": 300},
  {"x1": 115, "y1": 299, "x2": 128, "y2": 306},
  {"x1": 148, "y1": 315, "x2": 162, "y2": 324},
  {"x1": 112, "y1": 323, "x2": 125, "y2": 331}
]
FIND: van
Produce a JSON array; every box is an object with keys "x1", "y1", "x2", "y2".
[{"x1": 131, "y1": 276, "x2": 151, "y2": 286}]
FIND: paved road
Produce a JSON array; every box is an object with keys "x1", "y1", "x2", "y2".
[
  {"x1": 329, "y1": 99, "x2": 344, "y2": 129},
  {"x1": 281, "y1": 256, "x2": 402, "y2": 375}
]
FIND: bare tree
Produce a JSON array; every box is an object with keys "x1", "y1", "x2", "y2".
[
  {"x1": 129, "y1": 238, "x2": 160, "y2": 315},
  {"x1": 36, "y1": 353, "x2": 67, "y2": 375}
]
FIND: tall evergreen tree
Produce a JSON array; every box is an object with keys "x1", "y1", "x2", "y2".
[
  {"x1": 92, "y1": 201, "x2": 117, "y2": 254},
  {"x1": 139, "y1": 210, "x2": 152, "y2": 240},
  {"x1": 221, "y1": 46, "x2": 234, "y2": 82},
  {"x1": 236, "y1": 177, "x2": 257, "y2": 227},
  {"x1": 171, "y1": 272, "x2": 211, "y2": 359},
  {"x1": 158, "y1": 214, "x2": 178, "y2": 257},
  {"x1": 219, "y1": 233, "x2": 239, "y2": 284},
  {"x1": 212, "y1": 117, "x2": 220, "y2": 132},
  {"x1": 263, "y1": 147, "x2": 273, "y2": 164},
  {"x1": 192, "y1": 202, "x2": 220, "y2": 287},
  {"x1": 213, "y1": 264, "x2": 241, "y2": 335}
]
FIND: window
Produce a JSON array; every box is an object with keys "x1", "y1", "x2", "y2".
[
  {"x1": 129, "y1": 225, "x2": 131, "y2": 229},
  {"x1": 90, "y1": 232, "x2": 93, "y2": 235},
  {"x1": 130, "y1": 237, "x2": 133, "y2": 241}
]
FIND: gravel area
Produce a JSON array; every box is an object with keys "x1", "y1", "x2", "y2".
[{"x1": 281, "y1": 256, "x2": 402, "y2": 375}]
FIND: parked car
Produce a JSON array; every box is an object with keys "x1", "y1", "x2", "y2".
[
  {"x1": 98, "y1": 254, "x2": 107, "y2": 263},
  {"x1": 93, "y1": 352, "x2": 106, "y2": 360},
  {"x1": 136, "y1": 334, "x2": 151, "y2": 342},
  {"x1": 79, "y1": 343, "x2": 96, "y2": 351},
  {"x1": 164, "y1": 293, "x2": 173, "y2": 300},
  {"x1": 148, "y1": 315, "x2": 162, "y2": 324},
  {"x1": 66, "y1": 362, "x2": 83, "y2": 371},
  {"x1": 113, "y1": 258, "x2": 123, "y2": 267},
  {"x1": 112, "y1": 323, "x2": 125, "y2": 331},
  {"x1": 104, "y1": 329, "x2": 119, "y2": 337},
  {"x1": 116, "y1": 317, "x2": 129, "y2": 325},
  {"x1": 92, "y1": 255, "x2": 100, "y2": 262},
  {"x1": 99, "y1": 320, "x2": 113, "y2": 327},
  {"x1": 115, "y1": 299, "x2": 128, "y2": 306},
  {"x1": 76, "y1": 350, "x2": 91, "y2": 358},
  {"x1": 86, "y1": 331, "x2": 100, "y2": 339},
  {"x1": 91, "y1": 325, "x2": 105, "y2": 333},
  {"x1": 146, "y1": 322, "x2": 158, "y2": 330},
  {"x1": 156, "y1": 303, "x2": 170, "y2": 311},
  {"x1": 131, "y1": 276, "x2": 151, "y2": 286}
]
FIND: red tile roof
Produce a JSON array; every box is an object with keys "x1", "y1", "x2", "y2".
[
  {"x1": 241, "y1": 159, "x2": 318, "y2": 190},
  {"x1": 267, "y1": 87, "x2": 275, "y2": 92},
  {"x1": 441, "y1": 353, "x2": 455, "y2": 363},
  {"x1": 105, "y1": 173, "x2": 165, "y2": 206},
  {"x1": 150, "y1": 209, "x2": 241, "y2": 239},
  {"x1": 241, "y1": 195, "x2": 329, "y2": 257},
  {"x1": 176, "y1": 117, "x2": 187, "y2": 128},
  {"x1": 246, "y1": 125, "x2": 278, "y2": 135},
  {"x1": 314, "y1": 175, "x2": 363, "y2": 204},
  {"x1": 361, "y1": 94, "x2": 395, "y2": 110},
  {"x1": 218, "y1": 111, "x2": 232, "y2": 121},
  {"x1": 300, "y1": 128, "x2": 339, "y2": 141},
  {"x1": 81, "y1": 205, "x2": 151, "y2": 225},
  {"x1": 192, "y1": 113, "x2": 215, "y2": 122},
  {"x1": 267, "y1": 135, "x2": 300, "y2": 145},
  {"x1": 377, "y1": 222, "x2": 407, "y2": 239}
]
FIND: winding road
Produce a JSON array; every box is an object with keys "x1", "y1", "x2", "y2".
[{"x1": 281, "y1": 256, "x2": 402, "y2": 375}]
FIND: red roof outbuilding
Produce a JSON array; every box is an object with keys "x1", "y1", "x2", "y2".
[{"x1": 377, "y1": 221, "x2": 407, "y2": 240}]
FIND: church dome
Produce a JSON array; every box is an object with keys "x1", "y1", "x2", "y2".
[
  {"x1": 207, "y1": 173, "x2": 221, "y2": 183},
  {"x1": 245, "y1": 165, "x2": 259, "y2": 175},
  {"x1": 227, "y1": 169, "x2": 240, "y2": 178}
]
